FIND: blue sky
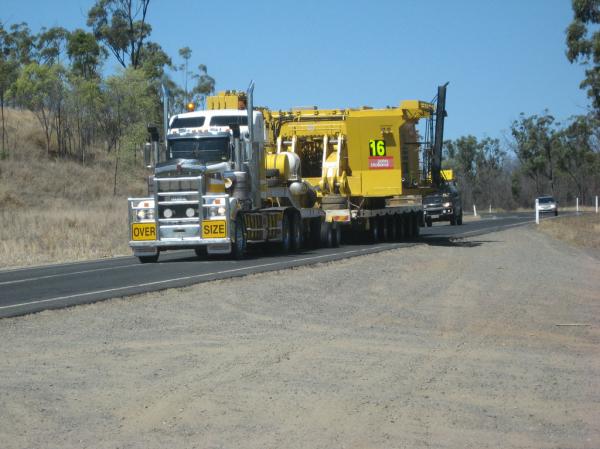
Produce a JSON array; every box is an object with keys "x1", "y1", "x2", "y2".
[{"x1": 2, "y1": 0, "x2": 590, "y2": 140}]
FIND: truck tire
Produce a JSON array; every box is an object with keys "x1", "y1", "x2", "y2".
[
  {"x1": 232, "y1": 216, "x2": 247, "y2": 260},
  {"x1": 382, "y1": 216, "x2": 391, "y2": 242},
  {"x1": 450, "y1": 212, "x2": 457, "y2": 226},
  {"x1": 138, "y1": 254, "x2": 159, "y2": 264},
  {"x1": 309, "y1": 218, "x2": 321, "y2": 248},
  {"x1": 280, "y1": 213, "x2": 291, "y2": 253},
  {"x1": 413, "y1": 213, "x2": 420, "y2": 237},
  {"x1": 396, "y1": 215, "x2": 404, "y2": 241},
  {"x1": 426, "y1": 216, "x2": 433, "y2": 227},
  {"x1": 404, "y1": 214, "x2": 414, "y2": 239},
  {"x1": 457, "y1": 211, "x2": 463, "y2": 225},
  {"x1": 320, "y1": 221, "x2": 333, "y2": 248},
  {"x1": 370, "y1": 217, "x2": 380, "y2": 243},
  {"x1": 331, "y1": 222, "x2": 341, "y2": 248},
  {"x1": 291, "y1": 212, "x2": 303, "y2": 252}
]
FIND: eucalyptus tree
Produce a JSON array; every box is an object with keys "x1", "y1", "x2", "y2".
[
  {"x1": 566, "y1": 0, "x2": 600, "y2": 116},
  {"x1": 87, "y1": 0, "x2": 151, "y2": 69}
]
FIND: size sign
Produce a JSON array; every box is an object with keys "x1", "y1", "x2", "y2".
[
  {"x1": 369, "y1": 139, "x2": 386, "y2": 156},
  {"x1": 202, "y1": 220, "x2": 227, "y2": 239}
]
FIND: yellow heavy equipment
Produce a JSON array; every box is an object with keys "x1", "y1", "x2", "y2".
[{"x1": 261, "y1": 84, "x2": 449, "y2": 241}]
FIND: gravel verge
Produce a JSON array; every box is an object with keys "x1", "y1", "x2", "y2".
[{"x1": 0, "y1": 226, "x2": 599, "y2": 449}]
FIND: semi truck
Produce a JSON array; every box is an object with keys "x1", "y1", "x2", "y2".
[{"x1": 127, "y1": 84, "x2": 448, "y2": 262}]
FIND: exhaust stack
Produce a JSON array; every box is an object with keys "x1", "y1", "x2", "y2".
[{"x1": 432, "y1": 82, "x2": 448, "y2": 188}]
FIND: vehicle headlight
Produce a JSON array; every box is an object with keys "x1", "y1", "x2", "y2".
[
  {"x1": 163, "y1": 208, "x2": 173, "y2": 218},
  {"x1": 217, "y1": 206, "x2": 226, "y2": 215},
  {"x1": 136, "y1": 200, "x2": 154, "y2": 221},
  {"x1": 443, "y1": 202, "x2": 451, "y2": 208},
  {"x1": 185, "y1": 207, "x2": 196, "y2": 217}
]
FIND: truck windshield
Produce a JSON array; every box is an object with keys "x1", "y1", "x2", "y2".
[
  {"x1": 210, "y1": 115, "x2": 248, "y2": 126},
  {"x1": 170, "y1": 116, "x2": 205, "y2": 128},
  {"x1": 168, "y1": 137, "x2": 230, "y2": 163}
]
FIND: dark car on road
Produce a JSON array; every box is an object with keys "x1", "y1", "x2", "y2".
[{"x1": 423, "y1": 184, "x2": 463, "y2": 226}]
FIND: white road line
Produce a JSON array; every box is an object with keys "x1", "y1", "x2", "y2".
[
  {"x1": 0, "y1": 246, "x2": 385, "y2": 311},
  {"x1": 456, "y1": 219, "x2": 535, "y2": 237},
  {"x1": 0, "y1": 263, "x2": 147, "y2": 286}
]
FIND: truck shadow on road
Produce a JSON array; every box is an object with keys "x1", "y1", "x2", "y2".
[{"x1": 417, "y1": 236, "x2": 499, "y2": 248}]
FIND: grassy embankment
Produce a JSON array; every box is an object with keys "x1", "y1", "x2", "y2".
[
  {"x1": 538, "y1": 213, "x2": 600, "y2": 251},
  {"x1": 0, "y1": 109, "x2": 147, "y2": 269}
]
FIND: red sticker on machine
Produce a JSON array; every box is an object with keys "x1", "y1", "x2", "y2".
[{"x1": 368, "y1": 156, "x2": 394, "y2": 169}]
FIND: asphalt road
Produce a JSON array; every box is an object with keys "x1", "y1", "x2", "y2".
[{"x1": 0, "y1": 211, "x2": 555, "y2": 318}]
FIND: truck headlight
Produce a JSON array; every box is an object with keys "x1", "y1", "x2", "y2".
[
  {"x1": 443, "y1": 202, "x2": 451, "y2": 208},
  {"x1": 163, "y1": 208, "x2": 173, "y2": 218},
  {"x1": 217, "y1": 206, "x2": 226, "y2": 215},
  {"x1": 186, "y1": 207, "x2": 196, "y2": 217}
]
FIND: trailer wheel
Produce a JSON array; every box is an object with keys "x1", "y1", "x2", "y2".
[
  {"x1": 413, "y1": 213, "x2": 421, "y2": 237},
  {"x1": 370, "y1": 217, "x2": 380, "y2": 243},
  {"x1": 309, "y1": 218, "x2": 321, "y2": 248},
  {"x1": 381, "y1": 216, "x2": 390, "y2": 242},
  {"x1": 320, "y1": 221, "x2": 333, "y2": 248},
  {"x1": 232, "y1": 216, "x2": 247, "y2": 260},
  {"x1": 404, "y1": 214, "x2": 413, "y2": 239},
  {"x1": 291, "y1": 212, "x2": 303, "y2": 252},
  {"x1": 331, "y1": 222, "x2": 341, "y2": 248},
  {"x1": 138, "y1": 254, "x2": 159, "y2": 264},
  {"x1": 280, "y1": 213, "x2": 291, "y2": 252},
  {"x1": 396, "y1": 215, "x2": 404, "y2": 241}
]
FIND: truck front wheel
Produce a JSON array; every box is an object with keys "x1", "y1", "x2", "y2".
[
  {"x1": 232, "y1": 217, "x2": 247, "y2": 260},
  {"x1": 138, "y1": 254, "x2": 159, "y2": 263}
]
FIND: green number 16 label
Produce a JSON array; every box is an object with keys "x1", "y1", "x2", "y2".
[{"x1": 369, "y1": 139, "x2": 386, "y2": 156}]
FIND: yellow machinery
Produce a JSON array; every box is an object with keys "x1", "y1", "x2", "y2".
[
  {"x1": 263, "y1": 102, "x2": 433, "y2": 201},
  {"x1": 207, "y1": 91, "x2": 247, "y2": 110}
]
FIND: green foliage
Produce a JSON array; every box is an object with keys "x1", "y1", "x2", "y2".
[
  {"x1": 67, "y1": 29, "x2": 104, "y2": 79},
  {"x1": 511, "y1": 112, "x2": 558, "y2": 194},
  {"x1": 12, "y1": 62, "x2": 67, "y2": 154},
  {"x1": 566, "y1": 0, "x2": 600, "y2": 115},
  {"x1": 191, "y1": 64, "x2": 215, "y2": 108},
  {"x1": 444, "y1": 136, "x2": 510, "y2": 208},
  {"x1": 36, "y1": 26, "x2": 69, "y2": 65},
  {"x1": 87, "y1": 0, "x2": 151, "y2": 69}
]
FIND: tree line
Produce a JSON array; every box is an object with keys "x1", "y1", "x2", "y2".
[
  {"x1": 444, "y1": 0, "x2": 600, "y2": 209},
  {"x1": 1, "y1": 0, "x2": 598, "y2": 207},
  {"x1": 0, "y1": 0, "x2": 214, "y2": 171}
]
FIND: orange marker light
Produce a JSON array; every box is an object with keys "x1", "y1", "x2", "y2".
[{"x1": 186, "y1": 102, "x2": 195, "y2": 112}]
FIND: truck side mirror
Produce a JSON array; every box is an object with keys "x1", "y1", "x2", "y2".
[
  {"x1": 143, "y1": 142, "x2": 152, "y2": 168},
  {"x1": 147, "y1": 124, "x2": 160, "y2": 143}
]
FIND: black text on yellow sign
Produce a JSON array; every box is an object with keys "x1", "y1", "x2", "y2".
[
  {"x1": 202, "y1": 220, "x2": 227, "y2": 239},
  {"x1": 132, "y1": 223, "x2": 157, "y2": 241},
  {"x1": 369, "y1": 139, "x2": 386, "y2": 156}
]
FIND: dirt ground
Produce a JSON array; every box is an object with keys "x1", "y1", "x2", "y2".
[{"x1": 0, "y1": 226, "x2": 599, "y2": 449}]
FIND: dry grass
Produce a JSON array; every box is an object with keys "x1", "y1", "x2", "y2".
[
  {"x1": 0, "y1": 108, "x2": 147, "y2": 269},
  {"x1": 538, "y1": 213, "x2": 600, "y2": 251},
  {"x1": 0, "y1": 199, "x2": 130, "y2": 268}
]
